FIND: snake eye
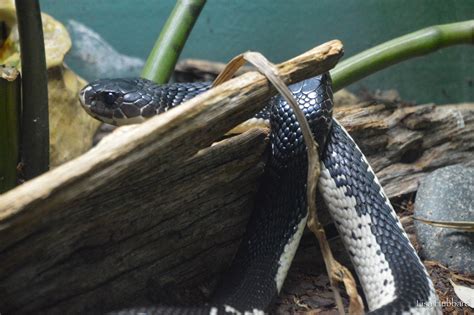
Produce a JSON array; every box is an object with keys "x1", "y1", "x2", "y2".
[{"x1": 101, "y1": 92, "x2": 119, "y2": 107}]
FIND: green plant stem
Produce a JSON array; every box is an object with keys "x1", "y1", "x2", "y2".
[
  {"x1": 0, "y1": 71, "x2": 21, "y2": 193},
  {"x1": 16, "y1": 0, "x2": 49, "y2": 179},
  {"x1": 331, "y1": 20, "x2": 474, "y2": 91},
  {"x1": 141, "y1": 0, "x2": 206, "y2": 84}
]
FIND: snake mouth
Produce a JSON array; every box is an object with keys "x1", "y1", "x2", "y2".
[
  {"x1": 78, "y1": 86, "x2": 90, "y2": 110},
  {"x1": 79, "y1": 85, "x2": 102, "y2": 118}
]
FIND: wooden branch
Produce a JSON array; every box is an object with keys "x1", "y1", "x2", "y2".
[
  {"x1": 174, "y1": 59, "x2": 255, "y2": 82},
  {"x1": 0, "y1": 41, "x2": 343, "y2": 314},
  {"x1": 0, "y1": 128, "x2": 269, "y2": 314}
]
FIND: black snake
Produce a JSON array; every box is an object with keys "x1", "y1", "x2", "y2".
[{"x1": 79, "y1": 74, "x2": 441, "y2": 314}]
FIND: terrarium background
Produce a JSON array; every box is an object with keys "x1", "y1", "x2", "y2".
[{"x1": 41, "y1": 0, "x2": 473, "y2": 104}]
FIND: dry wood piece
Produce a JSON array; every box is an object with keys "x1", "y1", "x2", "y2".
[
  {"x1": 174, "y1": 59, "x2": 255, "y2": 82},
  {"x1": 0, "y1": 41, "x2": 343, "y2": 314},
  {"x1": 0, "y1": 128, "x2": 268, "y2": 313}
]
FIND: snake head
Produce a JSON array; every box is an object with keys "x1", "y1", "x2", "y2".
[{"x1": 79, "y1": 78, "x2": 157, "y2": 125}]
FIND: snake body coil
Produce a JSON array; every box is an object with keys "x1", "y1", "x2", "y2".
[{"x1": 80, "y1": 74, "x2": 441, "y2": 314}]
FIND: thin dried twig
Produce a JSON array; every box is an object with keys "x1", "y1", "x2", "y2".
[
  {"x1": 214, "y1": 51, "x2": 364, "y2": 315},
  {"x1": 451, "y1": 273, "x2": 474, "y2": 284},
  {"x1": 425, "y1": 260, "x2": 474, "y2": 284},
  {"x1": 212, "y1": 54, "x2": 247, "y2": 86},
  {"x1": 413, "y1": 217, "x2": 474, "y2": 232}
]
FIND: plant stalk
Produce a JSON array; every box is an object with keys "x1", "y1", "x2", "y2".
[
  {"x1": 16, "y1": 0, "x2": 49, "y2": 180},
  {"x1": 331, "y1": 20, "x2": 474, "y2": 91},
  {"x1": 0, "y1": 70, "x2": 21, "y2": 193},
  {"x1": 141, "y1": 0, "x2": 206, "y2": 84}
]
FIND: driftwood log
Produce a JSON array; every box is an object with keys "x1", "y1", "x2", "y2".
[{"x1": 0, "y1": 41, "x2": 343, "y2": 314}]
